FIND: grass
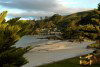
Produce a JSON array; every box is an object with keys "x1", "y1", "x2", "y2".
[{"x1": 38, "y1": 57, "x2": 100, "y2": 67}]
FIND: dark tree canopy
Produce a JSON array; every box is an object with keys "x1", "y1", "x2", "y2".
[
  {"x1": 98, "y1": 3, "x2": 100, "y2": 10},
  {"x1": 0, "y1": 11, "x2": 31, "y2": 67}
]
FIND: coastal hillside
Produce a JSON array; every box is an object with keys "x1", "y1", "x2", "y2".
[{"x1": 40, "y1": 10, "x2": 100, "y2": 41}]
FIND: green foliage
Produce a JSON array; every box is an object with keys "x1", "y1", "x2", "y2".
[
  {"x1": 6, "y1": 17, "x2": 21, "y2": 25},
  {"x1": 56, "y1": 8, "x2": 100, "y2": 40},
  {"x1": 89, "y1": 43, "x2": 100, "y2": 48},
  {"x1": 50, "y1": 14, "x2": 62, "y2": 25},
  {"x1": 0, "y1": 11, "x2": 31, "y2": 67},
  {"x1": 0, "y1": 48, "x2": 28, "y2": 67},
  {"x1": 98, "y1": 3, "x2": 100, "y2": 11},
  {"x1": 18, "y1": 20, "x2": 36, "y2": 35},
  {"x1": 0, "y1": 11, "x2": 7, "y2": 23}
]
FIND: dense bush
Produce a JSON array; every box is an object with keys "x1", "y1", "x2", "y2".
[{"x1": 0, "y1": 11, "x2": 31, "y2": 67}]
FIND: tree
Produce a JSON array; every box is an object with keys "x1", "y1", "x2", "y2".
[
  {"x1": 98, "y1": 3, "x2": 100, "y2": 11},
  {"x1": 6, "y1": 17, "x2": 21, "y2": 25},
  {"x1": 50, "y1": 14, "x2": 62, "y2": 25},
  {"x1": 0, "y1": 11, "x2": 7, "y2": 23},
  {"x1": 0, "y1": 11, "x2": 30, "y2": 67}
]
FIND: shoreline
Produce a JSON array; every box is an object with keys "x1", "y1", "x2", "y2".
[
  {"x1": 22, "y1": 41, "x2": 95, "y2": 67},
  {"x1": 15, "y1": 35, "x2": 95, "y2": 67}
]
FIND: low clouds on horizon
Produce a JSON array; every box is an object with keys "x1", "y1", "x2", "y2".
[{"x1": 0, "y1": 0, "x2": 96, "y2": 19}]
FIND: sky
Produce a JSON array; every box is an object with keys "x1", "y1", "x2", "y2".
[{"x1": 0, "y1": 0, "x2": 100, "y2": 20}]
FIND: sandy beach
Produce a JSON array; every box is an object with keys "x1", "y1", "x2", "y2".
[
  {"x1": 15, "y1": 36, "x2": 95, "y2": 67},
  {"x1": 23, "y1": 42, "x2": 94, "y2": 67}
]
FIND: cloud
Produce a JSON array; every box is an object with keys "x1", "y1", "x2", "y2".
[
  {"x1": 0, "y1": 0, "x2": 69, "y2": 17},
  {"x1": 0, "y1": 0, "x2": 94, "y2": 19},
  {"x1": 8, "y1": 11, "x2": 54, "y2": 17},
  {"x1": 8, "y1": 8, "x2": 92, "y2": 18},
  {"x1": 0, "y1": 0, "x2": 68, "y2": 17},
  {"x1": 0, "y1": 0, "x2": 65, "y2": 11}
]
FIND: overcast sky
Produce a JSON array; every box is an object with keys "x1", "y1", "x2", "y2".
[{"x1": 0, "y1": 0, "x2": 100, "y2": 20}]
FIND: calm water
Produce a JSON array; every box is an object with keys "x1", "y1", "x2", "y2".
[{"x1": 15, "y1": 35, "x2": 61, "y2": 47}]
